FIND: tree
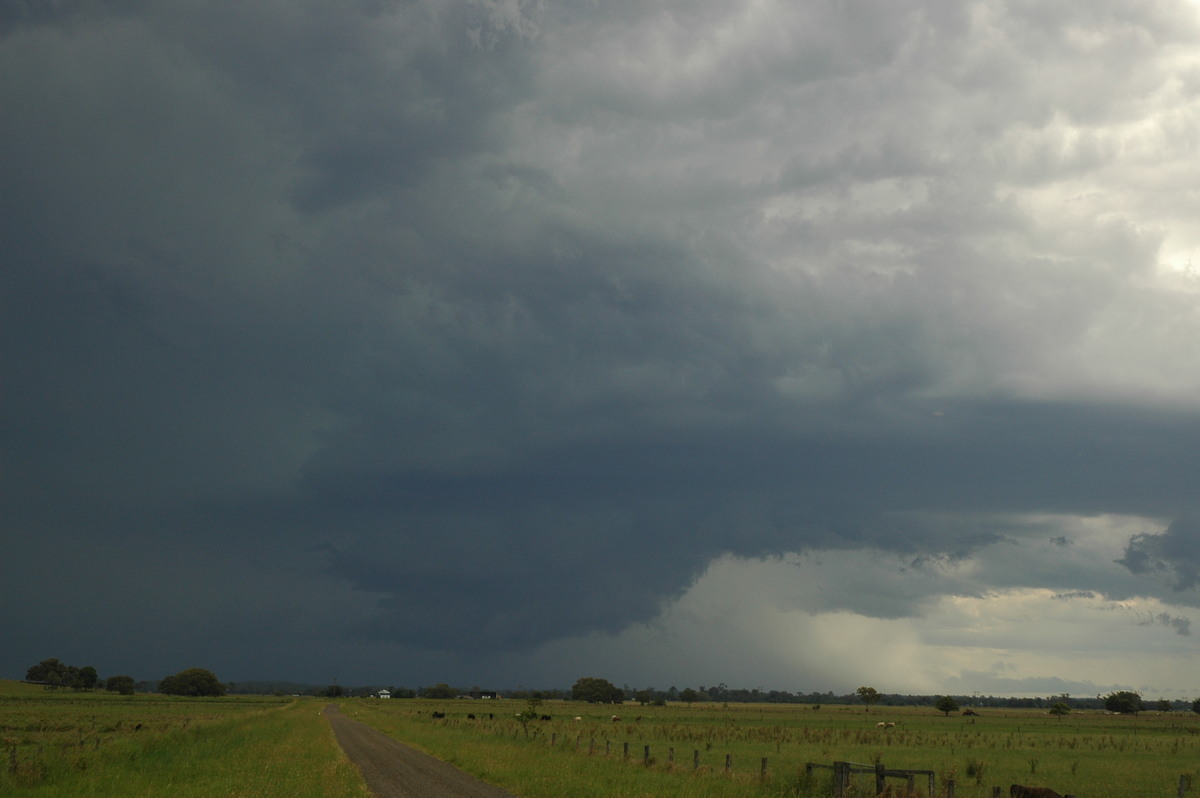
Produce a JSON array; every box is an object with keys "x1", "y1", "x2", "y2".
[
  {"x1": 159, "y1": 668, "x2": 225, "y2": 697},
  {"x1": 1049, "y1": 702, "x2": 1070, "y2": 720},
  {"x1": 421, "y1": 683, "x2": 456, "y2": 699},
  {"x1": 679, "y1": 688, "x2": 699, "y2": 706},
  {"x1": 571, "y1": 676, "x2": 624, "y2": 704},
  {"x1": 77, "y1": 666, "x2": 99, "y2": 691},
  {"x1": 1192, "y1": 697, "x2": 1200, "y2": 715},
  {"x1": 857, "y1": 686, "x2": 881, "y2": 713},
  {"x1": 1104, "y1": 690, "x2": 1144, "y2": 715},
  {"x1": 1156, "y1": 699, "x2": 1172, "y2": 713},
  {"x1": 106, "y1": 675, "x2": 136, "y2": 695},
  {"x1": 26, "y1": 658, "x2": 66, "y2": 685},
  {"x1": 934, "y1": 696, "x2": 959, "y2": 716}
]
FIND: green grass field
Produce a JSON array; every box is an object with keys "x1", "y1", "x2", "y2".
[
  {"x1": 338, "y1": 697, "x2": 1200, "y2": 798},
  {"x1": 0, "y1": 680, "x2": 367, "y2": 797},
  {"x1": 4, "y1": 679, "x2": 1198, "y2": 797}
]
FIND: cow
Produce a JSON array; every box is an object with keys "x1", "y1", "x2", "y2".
[
  {"x1": 467, "y1": 714, "x2": 475, "y2": 720},
  {"x1": 539, "y1": 714, "x2": 552, "y2": 721},
  {"x1": 1010, "y1": 785, "x2": 1064, "y2": 798},
  {"x1": 876, "y1": 722, "x2": 887, "y2": 728},
  {"x1": 886, "y1": 722, "x2": 895, "y2": 728},
  {"x1": 574, "y1": 716, "x2": 582, "y2": 721},
  {"x1": 611, "y1": 715, "x2": 621, "y2": 722},
  {"x1": 431, "y1": 711, "x2": 445, "y2": 719}
]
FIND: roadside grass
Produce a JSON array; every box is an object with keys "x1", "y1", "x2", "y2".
[
  {"x1": 341, "y1": 699, "x2": 1200, "y2": 798},
  {"x1": 0, "y1": 681, "x2": 367, "y2": 797}
]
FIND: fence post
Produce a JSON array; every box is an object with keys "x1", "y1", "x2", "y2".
[
  {"x1": 623, "y1": 742, "x2": 629, "y2": 759},
  {"x1": 605, "y1": 740, "x2": 610, "y2": 757},
  {"x1": 876, "y1": 762, "x2": 886, "y2": 794},
  {"x1": 725, "y1": 753, "x2": 732, "y2": 773},
  {"x1": 643, "y1": 745, "x2": 650, "y2": 766},
  {"x1": 761, "y1": 757, "x2": 768, "y2": 780},
  {"x1": 551, "y1": 733, "x2": 556, "y2": 747},
  {"x1": 1182, "y1": 774, "x2": 1190, "y2": 798},
  {"x1": 693, "y1": 750, "x2": 699, "y2": 770},
  {"x1": 668, "y1": 747, "x2": 674, "y2": 766},
  {"x1": 992, "y1": 788, "x2": 1002, "y2": 798},
  {"x1": 946, "y1": 778, "x2": 955, "y2": 798},
  {"x1": 833, "y1": 762, "x2": 847, "y2": 798}
]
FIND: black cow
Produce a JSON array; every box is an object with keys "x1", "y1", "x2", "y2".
[
  {"x1": 1010, "y1": 785, "x2": 1064, "y2": 798},
  {"x1": 431, "y1": 711, "x2": 445, "y2": 719}
]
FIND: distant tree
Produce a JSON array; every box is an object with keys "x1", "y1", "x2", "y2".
[
  {"x1": 934, "y1": 696, "x2": 959, "y2": 716},
  {"x1": 857, "y1": 686, "x2": 881, "y2": 713},
  {"x1": 1049, "y1": 702, "x2": 1070, "y2": 720},
  {"x1": 571, "y1": 676, "x2": 624, "y2": 704},
  {"x1": 159, "y1": 668, "x2": 226, "y2": 697},
  {"x1": 25, "y1": 658, "x2": 66, "y2": 685},
  {"x1": 1104, "y1": 690, "x2": 1144, "y2": 715},
  {"x1": 325, "y1": 684, "x2": 345, "y2": 698},
  {"x1": 421, "y1": 683, "x2": 456, "y2": 699},
  {"x1": 1156, "y1": 699, "x2": 1172, "y2": 713},
  {"x1": 679, "y1": 688, "x2": 700, "y2": 706},
  {"x1": 106, "y1": 675, "x2": 136, "y2": 695},
  {"x1": 76, "y1": 666, "x2": 99, "y2": 691},
  {"x1": 634, "y1": 689, "x2": 655, "y2": 706},
  {"x1": 1193, "y1": 697, "x2": 1200, "y2": 715}
]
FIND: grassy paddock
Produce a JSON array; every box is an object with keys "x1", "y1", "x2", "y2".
[
  {"x1": 339, "y1": 698, "x2": 1200, "y2": 798},
  {"x1": 0, "y1": 680, "x2": 368, "y2": 797}
]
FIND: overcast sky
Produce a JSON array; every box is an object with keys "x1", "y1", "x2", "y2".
[{"x1": 5, "y1": 0, "x2": 1200, "y2": 699}]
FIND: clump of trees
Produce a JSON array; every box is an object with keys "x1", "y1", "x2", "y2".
[
  {"x1": 1104, "y1": 690, "x2": 1144, "y2": 715},
  {"x1": 25, "y1": 658, "x2": 139, "y2": 694},
  {"x1": 572, "y1": 676, "x2": 625, "y2": 704},
  {"x1": 159, "y1": 667, "x2": 226, "y2": 697}
]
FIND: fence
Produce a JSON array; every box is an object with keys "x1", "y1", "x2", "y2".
[{"x1": 806, "y1": 760, "x2": 1089, "y2": 798}]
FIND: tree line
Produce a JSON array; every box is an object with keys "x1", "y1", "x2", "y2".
[
  {"x1": 22, "y1": 659, "x2": 1200, "y2": 712},
  {"x1": 24, "y1": 658, "x2": 224, "y2": 697}
]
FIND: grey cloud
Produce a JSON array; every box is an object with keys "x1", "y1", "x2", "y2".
[
  {"x1": 5, "y1": 0, "x2": 1200, "y2": 685},
  {"x1": 1119, "y1": 515, "x2": 1200, "y2": 591}
]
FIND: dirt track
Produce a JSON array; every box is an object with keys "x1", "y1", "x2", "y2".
[{"x1": 324, "y1": 705, "x2": 519, "y2": 798}]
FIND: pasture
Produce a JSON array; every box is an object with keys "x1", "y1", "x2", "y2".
[
  {"x1": 4, "y1": 678, "x2": 1199, "y2": 797},
  {"x1": 0, "y1": 680, "x2": 367, "y2": 797},
  {"x1": 338, "y1": 697, "x2": 1200, "y2": 798}
]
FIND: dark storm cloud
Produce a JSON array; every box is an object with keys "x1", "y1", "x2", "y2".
[
  {"x1": 1119, "y1": 515, "x2": 1200, "y2": 592},
  {"x1": 4, "y1": 0, "x2": 1200, "y2": 685}
]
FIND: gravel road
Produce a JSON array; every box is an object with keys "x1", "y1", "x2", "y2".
[{"x1": 324, "y1": 705, "x2": 520, "y2": 798}]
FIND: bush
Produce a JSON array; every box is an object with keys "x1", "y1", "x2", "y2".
[{"x1": 160, "y1": 668, "x2": 225, "y2": 697}]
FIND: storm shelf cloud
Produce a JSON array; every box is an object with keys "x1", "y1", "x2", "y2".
[{"x1": 4, "y1": 0, "x2": 1200, "y2": 697}]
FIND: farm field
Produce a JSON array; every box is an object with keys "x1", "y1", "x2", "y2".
[
  {"x1": 338, "y1": 697, "x2": 1200, "y2": 798},
  {"x1": 0, "y1": 679, "x2": 368, "y2": 797},
  {"x1": 5, "y1": 678, "x2": 1199, "y2": 797}
]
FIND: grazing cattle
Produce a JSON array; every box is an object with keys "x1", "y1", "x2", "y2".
[
  {"x1": 431, "y1": 711, "x2": 445, "y2": 719},
  {"x1": 539, "y1": 714, "x2": 552, "y2": 721},
  {"x1": 886, "y1": 722, "x2": 895, "y2": 728},
  {"x1": 611, "y1": 715, "x2": 621, "y2": 722},
  {"x1": 1010, "y1": 785, "x2": 1064, "y2": 798},
  {"x1": 877, "y1": 722, "x2": 887, "y2": 728},
  {"x1": 962, "y1": 709, "x2": 978, "y2": 716},
  {"x1": 467, "y1": 714, "x2": 475, "y2": 720},
  {"x1": 574, "y1": 716, "x2": 582, "y2": 721}
]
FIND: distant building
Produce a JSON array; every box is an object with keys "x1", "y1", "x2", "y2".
[{"x1": 377, "y1": 689, "x2": 391, "y2": 699}]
